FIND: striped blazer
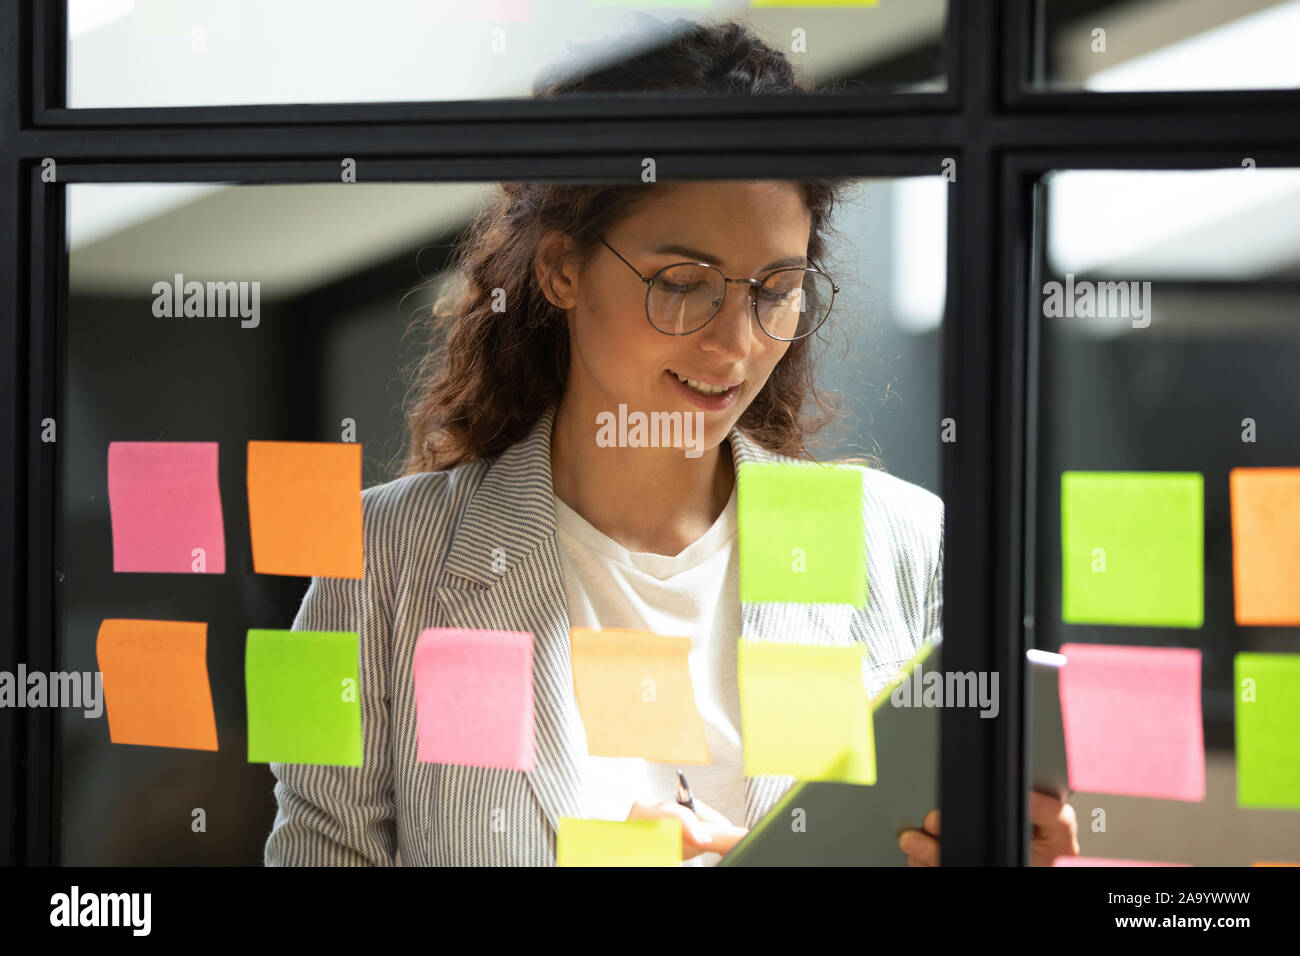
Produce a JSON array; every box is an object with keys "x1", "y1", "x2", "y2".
[{"x1": 264, "y1": 403, "x2": 944, "y2": 866}]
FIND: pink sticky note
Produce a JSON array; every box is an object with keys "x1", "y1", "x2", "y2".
[
  {"x1": 413, "y1": 628, "x2": 534, "y2": 772},
  {"x1": 108, "y1": 442, "x2": 226, "y2": 574},
  {"x1": 1059, "y1": 644, "x2": 1204, "y2": 801},
  {"x1": 1053, "y1": 856, "x2": 1191, "y2": 867}
]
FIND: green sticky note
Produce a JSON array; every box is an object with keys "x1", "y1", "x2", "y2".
[
  {"x1": 738, "y1": 461, "x2": 866, "y2": 606},
  {"x1": 246, "y1": 629, "x2": 362, "y2": 766},
  {"x1": 738, "y1": 639, "x2": 876, "y2": 784},
  {"x1": 1235, "y1": 653, "x2": 1300, "y2": 810},
  {"x1": 1061, "y1": 471, "x2": 1203, "y2": 627},
  {"x1": 557, "y1": 818, "x2": 682, "y2": 866}
]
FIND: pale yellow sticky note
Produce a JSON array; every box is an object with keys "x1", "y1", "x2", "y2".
[
  {"x1": 569, "y1": 628, "x2": 708, "y2": 763},
  {"x1": 557, "y1": 817, "x2": 682, "y2": 867},
  {"x1": 738, "y1": 639, "x2": 876, "y2": 784}
]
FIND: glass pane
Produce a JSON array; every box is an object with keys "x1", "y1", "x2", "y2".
[
  {"x1": 59, "y1": 174, "x2": 946, "y2": 864},
  {"x1": 1036, "y1": 0, "x2": 1300, "y2": 92},
  {"x1": 66, "y1": 0, "x2": 947, "y2": 109},
  {"x1": 1029, "y1": 168, "x2": 1300, "y2": 866}
]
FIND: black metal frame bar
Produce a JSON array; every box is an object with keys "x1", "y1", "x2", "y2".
[{"x1": 3, "y1": 0, "x2": 1299, "y2": 867}]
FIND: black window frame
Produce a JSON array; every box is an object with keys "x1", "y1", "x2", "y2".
[{"x1": 2, "y1": 0, "x2": 1298, "y2": 867}]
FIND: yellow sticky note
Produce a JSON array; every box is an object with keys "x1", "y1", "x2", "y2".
[
  {"x1": 738, "y1": 639, "x2": 875, "y2": 784},
  {"x1": 569, "y1": 628, "x2": 708, "y2": 763},
  {"x1": 557, "y1": 817, "x2": 682, "y2": 867}
]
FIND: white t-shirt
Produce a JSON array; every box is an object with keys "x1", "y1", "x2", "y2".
[{"x1": 554, "y1": 484, "x2": 745, "y2": 867}]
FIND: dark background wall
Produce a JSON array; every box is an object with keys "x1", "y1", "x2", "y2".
[{"x1": 57, "y1": 242, "x2": 447, "y2": 864}]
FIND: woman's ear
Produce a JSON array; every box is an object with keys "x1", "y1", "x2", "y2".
[{"x1": 534, "y1": 231, "x2": 579, "y2": 311}]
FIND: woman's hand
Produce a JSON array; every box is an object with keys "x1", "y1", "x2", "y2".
[
  {"x1": 627, "y1": 797, "x2": 749, "y2": 860},
  {"x1": 898, "y1": 792, "x2": 1080, "y2": 866},
  {"x1": 898, "y1": 808, "x2": 942, "y2": 866},
  {"x1": 1027, "y1": 792, "x2": 1080, "y2": 866}
]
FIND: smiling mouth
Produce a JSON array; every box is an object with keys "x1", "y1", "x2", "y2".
[{"x1": 668, "y1": 370, "x2": 741, "y2": 395}]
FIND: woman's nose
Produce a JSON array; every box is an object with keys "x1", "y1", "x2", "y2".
[{"x1": 698, "y1": 283, "x2": 754, "y2": 356}]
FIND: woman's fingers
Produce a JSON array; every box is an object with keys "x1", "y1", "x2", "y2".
[
  {"x1": 683, "y1": 798, "x2": 750, "y2": 854},
  {"x1": 627, "y1": 799, "x2": 712, "y2": 858},
  {"x1": 896, "y1": 798, "x2": 1080, "y2": 867},
  {"x1": 625, "y1": 798, "x2": 749, "y2": 859},
  {"x1": 898, "y1": 826, "x2": 940, "y2": 866},
  {"x1": 898, "y1": 808, "x2": 941, "y2": 865},
  {"x1": 703, "y1": 822, "x2": 751, "y2": 856},
  {"x1": 1028, "y1": 791, "x2": 1080, "y2": 866},
  {"x1": 689, "y1": 797, "x2": 725, "y2": 825}
]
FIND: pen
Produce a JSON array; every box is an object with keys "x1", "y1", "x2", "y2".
[{"x1": 675, "y1": 769, "x2": 696, "y2": 814}]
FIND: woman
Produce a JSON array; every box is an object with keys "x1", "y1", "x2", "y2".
[{"x1": 264, "y1": 18, "x2": 1078, "y2": 867}]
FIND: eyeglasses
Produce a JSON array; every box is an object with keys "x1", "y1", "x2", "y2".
[{"x1": 599, "y1": 236, "x2": 838, "y2": 342}]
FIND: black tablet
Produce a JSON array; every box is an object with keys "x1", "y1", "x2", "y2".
[{"x1": 719, "y1": 641, "x2": 1070, "y2": 866}]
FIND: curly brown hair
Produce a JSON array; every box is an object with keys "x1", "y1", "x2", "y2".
[{"x1": 398, "y1": 17, "x2": 864, "y2": 476}]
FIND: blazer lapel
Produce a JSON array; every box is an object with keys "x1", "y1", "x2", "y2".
[{"x1": 432, "y1": 405, "x2": 590, "y2": 835}]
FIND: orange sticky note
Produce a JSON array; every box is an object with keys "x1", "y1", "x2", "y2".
[
  {"x1": 1229, "y1": 467, "x2": 1300, "y2": 625},
  {"x1": 247, "y1": 441, "x2": 363, "y2": 578},
  {"x1": 569, "y1": 628, "x2": 708, "y2": 763},
  {"x1": 96, "y1": 619, "x2": 218, "y2": 750}
]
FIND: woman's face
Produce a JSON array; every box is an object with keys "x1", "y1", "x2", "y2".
[{"x1": 559, "y1": 181, "x2": 813, "y2": 453}]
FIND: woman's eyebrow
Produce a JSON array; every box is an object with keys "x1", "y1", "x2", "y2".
[{"x1": 650, "y1": 242, "x2": 808, "y2": 272}]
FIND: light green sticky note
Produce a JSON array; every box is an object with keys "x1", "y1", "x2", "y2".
[
  {"x1": 738, "y1": 639, "x2": 876, "y2": 784},
  {"x1": 738, "y1": 461, "x2": 866, "y2": 606},
  {"x1": 246, "y1": 629, "x2": 362, "y2": 766},
  {"x1": 557, "y1": 818, "x2": 682, "y2": 866},
  {"x1": 1235, "y1": 653, "x2": 1300, "y2": 810},
  {"x1": 1061, "y1": 471, "x2": 1203, "y2": 627}
]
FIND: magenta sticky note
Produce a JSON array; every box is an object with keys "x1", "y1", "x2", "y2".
[
  {"x1": 108, "y1": 442, "x2": 226, "y2": 574},
  {"x1": 413, "y1": 628, "x2": 535, "y2": 772},
  {"x1": 1059, "y1": 643, "x2": 1204, "y2": 801},
  {"x1": 1053, "y1": 856, "x2": 1190, "y2": 867}
]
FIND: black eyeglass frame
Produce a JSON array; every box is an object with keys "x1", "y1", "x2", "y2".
[{"x1": 598, "y1": 235, "x2": 839, "y2": 341}]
